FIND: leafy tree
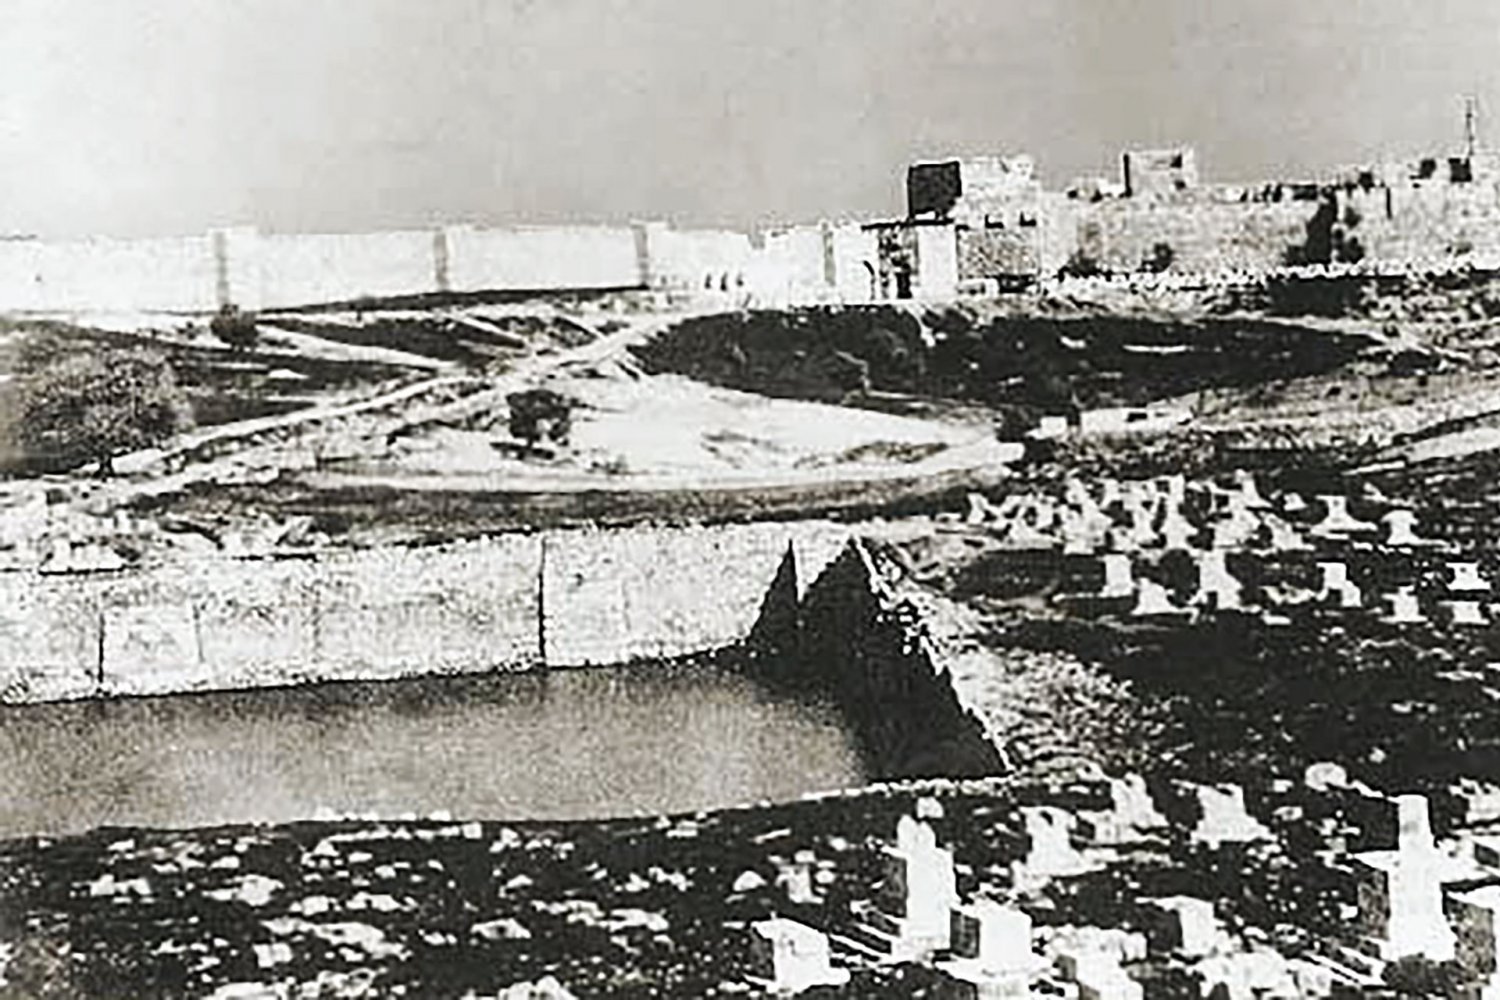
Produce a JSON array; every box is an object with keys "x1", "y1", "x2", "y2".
[
  {"x1": 17, "y1": 346, "x2": 191, "y2": 475},
  {"x1": 209, "y1": 303, "x2": 259, "y2": 350},
  {"x1": 506, "y1": 388, "x2": 576, "y2": 453}
]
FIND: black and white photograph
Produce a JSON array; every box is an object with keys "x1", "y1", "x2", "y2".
[{"x1": 4, "y1": 1, "x2": 1500, "y2": 996}]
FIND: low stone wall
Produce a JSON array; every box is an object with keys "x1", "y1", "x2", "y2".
[
  {"x1": 747, "y1": 538, "x2": 1007, "y2": 780},
  {"x1": 0, "y1": 521, "x2": 850, "y2": 704}
]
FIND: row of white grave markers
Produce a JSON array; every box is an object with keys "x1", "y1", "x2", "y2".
[
  {"x1": 969, "y1": 476, "x2": 1448, "y2": 556},
  {"x1": 1101, "y1": 550, "x2": 1498, "y2": 624}
]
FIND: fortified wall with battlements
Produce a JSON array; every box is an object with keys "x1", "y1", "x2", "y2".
[
  {"x1": 5, "y1": 140, "x2": 1498, "y2": 314},
  {"x1": 883, "y1": 146, "x2": 1500, "y2": 298},
  {"x1": 0, "y1": 219, "x2": 882, "y2": 315}
]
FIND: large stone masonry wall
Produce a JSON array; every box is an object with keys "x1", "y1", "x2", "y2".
[
  {"x1": 256, "y1": 231, "x2": 439, "y2": 309},
  {"x1": 748, "y1": 539, "x2": 1006, "y2": 780},
  {"x1": 0, "y1": 235, "x2": 220, "y2": 313},
  {"x1": 0, "y1": 521, "x2": 850, "y2": 704},
  {"x1": 0, "y1": 222, "x2": 752, "y2": 314},
  {"x1": 1341, "y1": 182, "x2": 1500, "y2": 263},
  {"x1": 1072, "y1": 199, "x2": 1319, "y2": 274},
  {"x1": 540, "y1": 522, "x2": 848, "y2": 666}
]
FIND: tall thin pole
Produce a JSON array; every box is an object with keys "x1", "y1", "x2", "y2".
[{"x1": 1466, "y1": 94, "x2": 1479, "y2": 159}]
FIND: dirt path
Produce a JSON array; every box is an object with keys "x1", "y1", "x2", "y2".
[{"x1": 47, "y1": 309, "x2": 704, "y2": 517}]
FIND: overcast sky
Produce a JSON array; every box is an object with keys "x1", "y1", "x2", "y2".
[{"x1": 3, "y1": 0, "x2": 1499, "y2": 237}]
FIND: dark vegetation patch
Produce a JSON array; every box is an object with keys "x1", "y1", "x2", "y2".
[
  {"x1": 134, "y1": 464, "x2": 1012, "y2": 544},
  {"x1": 2, "y1": 322, "x2": 406, "y2": 429},
  {"x1": 1003, "y1": 612, "x2": 1500, "y2": 805},
  {"x1": 267, "y1": 312, "x2": 594, "y2": 369},
  {"x1": 633, "y1": 306, "x2": 1372, "y2": 416}
]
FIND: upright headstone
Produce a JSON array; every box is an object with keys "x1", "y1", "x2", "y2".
[
  {"x1": 1190, "y1": 784, "x2": 1272, "y2": 848},
  {"x1": 1145, "y1": 897, "x2": 1219, "y2": 958},
  {"x1": 1445, "y1": 600, "x2": 1489, "y2": 627},
  {"x1": 1112, "y1": 774, "x2": 1167, "y2": 833},
  {"x1": 1056, "y1": 947, "x2": 1143, "y2": 1000},
  {"x1": 1385, "y1": 587, "x2": 1427, "y2": 624},
  {"x1": 777, "y1": 851, "x2": 819, "y2": 905},
  {"x1": 1013, "y1": 807, "x2": 1096, "y2": 890},
  {"x1": 1192, "y1": 550, "x2": 1244, "y2": 612},
  {"x1": 1132, "y1": 578, "x2": 1187, "y2": 618},
  {"x1": 861, "y1": 813, "x2": 959, "y2": 961},
  {"x1": 1160, "y1": 506, "x2": 1197, "y2": 552},
  {"x1": 1312, "y1": 496, "x2": 1377, "y2": 538},
  {"x1": 1383, "y1": 510, "x2": 1430, "y2": 548},
  {"x1": 1211, "y1": 502, "x2": 1260, "y2": 550},
  {"x1": 749, "y1": 919, "x2": 850, "y2": 994},
  {"x1": 1232, "y1": 470, "x2": 1269, "y2": 509},
  {"x1": 939, "y1": 901, "x2": 1039, "y2": 998},
  {"x1": 1449, "y1": 562, "x2": 1492, "y2": 593},
  {"x1": 1317, "y1": 562, "x2": 1362, "y2": 609},
  {"x1": 1264, "y1": 515, "x2": 1311, "y2": 554},
  {"x1": 1352, "y1": 795, "x2": 1458, "y2": 962},
  {"x1": 1126, "y1": 502, "x2": 1159, "y2": 551},
  {"x1": 968, "y1": 493, "x2": 1004, "y2": 524},
  {"x1": 1304, "y1": 762, "x2": 1349, "y2": 793},
  {"x1": 1101, "y1": 554, "x2": 1135, "y2": 599}
]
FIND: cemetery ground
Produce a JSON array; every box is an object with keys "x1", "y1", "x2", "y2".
[{"x1": 15, "y1": 272, "x2": 1500, "y2": 995}]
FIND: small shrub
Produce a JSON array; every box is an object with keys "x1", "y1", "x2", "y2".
[{"x1": 210, "y1": 303, "x2": 259, "y2": 350}]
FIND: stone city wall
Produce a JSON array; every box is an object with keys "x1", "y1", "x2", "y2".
[
  {"x1": 1340, "y1": 182, "x2": 1500, "y2": 263},
  {"x1": 1071, "y1": 199, "x2": 1319, "y2": 275},
  {"x1": 0, "y1": 221, "x2": 787, "y2": 315},
  {"x1": 254, "y1": 230, "x2": 439, "y2": 309},
  {"x1": 0, "y1": 235, "x2": 221, "y2": 313},
  {"x1": 0, "y1": 520, "x2": 850, "y2": 705}
]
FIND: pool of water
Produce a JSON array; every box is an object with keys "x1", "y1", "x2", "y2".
[{"x1": 0, "y1": 661, "x2": 869, "y2": 838}]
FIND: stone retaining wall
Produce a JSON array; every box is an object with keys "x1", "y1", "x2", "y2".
[
  {"x1": 747, "y1": 538, "x2": 1007, "y2": 780},
  {"x1": 0, "y1": 521, "x2": 850, "y2": 704}
]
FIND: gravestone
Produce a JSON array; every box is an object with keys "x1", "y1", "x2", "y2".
[
  {"x1": 1232, "y1": 470, "x2": 1269, "y2": 509},
  {"x1": 1352, "y1": 795, "x2": 1459, "y2": 962},
  {"x1": 1100, "y1": 554, "x2": 1135, "y2": 599},
  {"x1": 862, "y1": 813, "x2": 959, "y2": 961},
  {"x1": 1145, "y1": 896, "x2": 1219, "y2": 958},
  {"x1": 1192, "y1": 550, "x2": 1244, "y2": 611},
  {"x1": 1317, "y1": 562, "x2": 1361, "y2": 609},
  {"x1": 1160, "y1": 506, "x2": 1197, "y2": 551},
  {"x1": 1383, "y1": 510, "x2": 1431, "y2": 548},
  {"x1": 967, "y1": 493, "x2": 1004, "y2": 524},
  {"x1": 1057, "y1": 947, "x2": 1143, "y2": 1000},
  {"x1": 1190, "y1": 784, "x2": 1272, "y2": 848},
  {"x1": 1304, "y1": 762, "x2": 1349, "y2": 792},
  {"x1": 1264, "y1": 515, "x2": 1311, "y2": 553},
  {"x1": 1132, "y1": 578, "x2": 1187, "y2": 618},
  {"x1": 1013, "y1": 807, "x2": 1096, "y2": 890},
  {"x1": 1385, "y1": 588, "x2": 1427, "y2": 624},
  {"x1": 1312, "y1": 495, "x2": 1376, "y2": 537},
  {"x1": 777, "y1": 851, "x2": 818, "y2": 905},
  {"x1": 749, "y1": 918, "x2": 850, "y2": 994},
  {"x1": 1448, "y1": 884, "x2": 1500, "y2": 999},
  {"x1": 1445, "y1": 600, "x2": 1489, "y2": 627},
  {"x1": 1449, "y1": 562, "x2": 1492, "y2": 593},
  {"x1": 939, "y1": 901, "x2": 1038, "y2": 999}
]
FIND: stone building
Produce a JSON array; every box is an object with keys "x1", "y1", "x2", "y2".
[{"x1": 871, "y1": 137, "x2": 1500, "y2": 295}]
